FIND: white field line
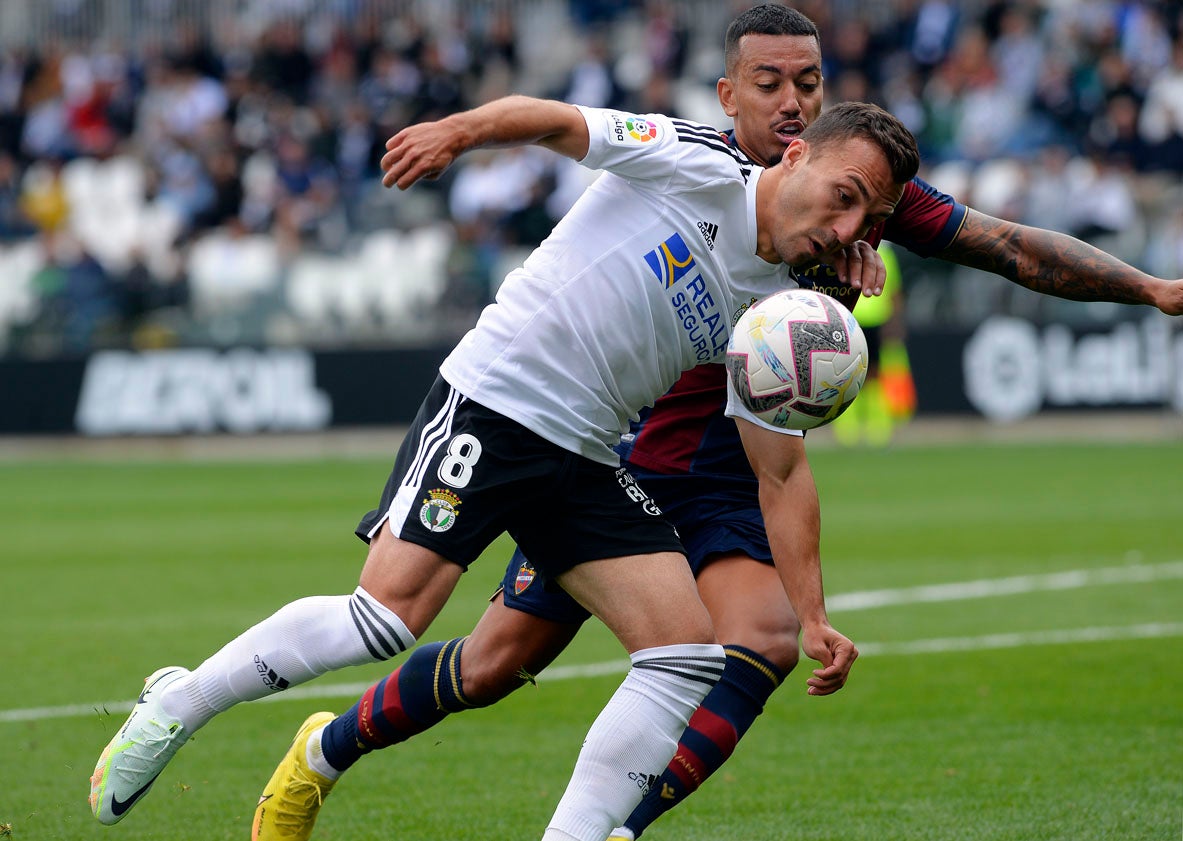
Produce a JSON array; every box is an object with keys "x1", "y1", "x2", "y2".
[
  {"x1": 4, "y1": 562, "x2": 1181, "y2": 725},
  {"x1": 827, "y1": 560, "x2": 1183, "y2": 611},
  {"x1": 855, "y1": 621, "x2": 1183, "y2": 656}
]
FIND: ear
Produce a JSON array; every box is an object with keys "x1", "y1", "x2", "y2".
[
  {"x1": 717, "y1": 77, "x2": 738, "y2": 118},
  {"x1": 782, "y1": 138, "x2": 808, "y2": 167}
]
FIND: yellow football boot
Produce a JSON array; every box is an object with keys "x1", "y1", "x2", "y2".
[{"x1": 251, "y1": 712, "x2": 338, "y2": 840}]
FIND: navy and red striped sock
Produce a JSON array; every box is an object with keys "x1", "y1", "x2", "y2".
[
  {"x1": 622, "y1": 644, "x2": 785, "y2": 837},
  {"x1": 320, "y1": 637, "x2": 471, "y2": 772}
]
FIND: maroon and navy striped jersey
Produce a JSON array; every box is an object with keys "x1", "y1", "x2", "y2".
[{"x1": 615, "y1": 173, "x2": 967, "y2": 478}]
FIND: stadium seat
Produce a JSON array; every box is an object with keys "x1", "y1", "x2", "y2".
[
  {"x1": 285, "y1": 254, "x2": 338, "y2": 329},
  {"x1": 187, "y1": 231, "x2": 281, "y2": 317},
  {"x1": 971, "y1": 158, "x2": 1025, "y2": 219},
  {"x1": 0, "y1": 241, "x2": 44, "y2": 343},
  {"x1": 924, "y1": 160, "x2": 973, "y2": 205},
  {"x1": 356, "y1": 226, "x2": 453, "y2": 332}
]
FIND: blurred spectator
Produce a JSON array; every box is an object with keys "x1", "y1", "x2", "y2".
[
  {"x1": 552, "y1": 30, "x2": 627, "y2": 109},
  {"x1": 0, "y1": 48, "x2": 31, "y2": 158},
  {"x1": 1030, "y1": 53, "x2": 1088, "y2": 149},
  {"x1": 641, "y1": 0, "x2": 690, "y2": 81},
  {"x1": 20, "y1": 50, "x2": 75, "y2": 160},
  {"x1": 358, "y1": 46, "x2": 420, "y2": 122},
  {"x1": 907, "y1": 0, "x2": 961, "y2": 71},
  {"x1": 0, "y1": 151, "x2": 35, "y2": 239},
  {"x1": 473, "y1": 8, "x2": 521, "y2": 80},
  {"x1": 63, "y1": 53, "x2": 125, "y2": 157},
  {"x1": 447, "y1": 147, "x2": 551, "y2": 229},
  {"x1": 193, "y1": 147, "x2": 244, "y2": 232},
  {"x1": 0, "y1": 0, "x2": 1181, "y2": 359},
  {"x1": 1117, "y1": 1, "x2": 1173, "y2": 87},
  {"x1": 332, "y1": 99, "x2": 379, "y2": 212},
  {"x1": 1089, "y1": 91, "x2": 1155, "y2": 171},
  {"x1": 252, "y1": 20, "x2": 315, "y2": 104},
  {"x1": 310, "y1": 35, "x2": 361, "y2": 121},
  {"x1": 926, "y1": 24, "x2": 1028, "y2": 162},
  {"x1": 112, "y1": 247, "x2": 189, "y2": 344},
  {"x1": 568, "y1": 0, "x2": 630, "y2": 28},
  {"x1": 1144, "y1": 203, "x2": 1183, "y2": 279},
  {"x1": 31, "y1": 233, "x2": 118, "y2": 354},
  {"x1": 1066, "y1": 153, "x2": 1140, "y2": 246},
  {"x1": 1021, "y1": 144, "x2": 1079, "y2": 235},
  {"x1": 169, "y1": 21, "x2": 224, "y2": 82},
  {"x1": 1082, "y1": 47, "x2": 1142, "y2": 115},
  {"x1": 270, "y1": 132, "x2": 340, "y2": 250},
  {"x1": 410, "y1": 38, "x2": 466, "y2": 123},
  {"x1": 825, "y1": 19, "x2": 880, "y2": 90},
  {"x1": 151, "y1": 144, "x2": 216, "y2": 230},
  {"x1": 18, "y1": 158, "x2": 69, "y2": 233},
  {"x1": 989, "y1": 4, "x2": 1044, "y2": 104},
  {"x1": 1138, "y1": 35, "x2": 1183, "y2": 173}
]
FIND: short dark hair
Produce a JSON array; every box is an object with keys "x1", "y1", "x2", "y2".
[
  {"x1": 800, "y1": 101, "x2": 920, "y2": 185},
  {"x1": 724, "y1": 5, "x2": 820, "y2": 76}
]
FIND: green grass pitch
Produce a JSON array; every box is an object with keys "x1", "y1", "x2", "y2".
[{"x1": 1, "y1": 440, "x2": 1180, "y2": 840}]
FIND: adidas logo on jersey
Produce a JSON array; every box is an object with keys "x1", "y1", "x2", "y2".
[{"x1": 697, "y1": 220, "x2": 718, "y2": 251}]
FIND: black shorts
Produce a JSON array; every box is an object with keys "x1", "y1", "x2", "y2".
[
  {"x1": 498, "y1": 466, "x2": 772, "y2": 625},
  {"x1": 357, "y1": 375, "x2": 684, "y2": 575}
]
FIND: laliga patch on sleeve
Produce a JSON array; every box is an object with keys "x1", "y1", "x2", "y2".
[{"x1": 607, "y1": 112, "x2": 663, "y2": 146}]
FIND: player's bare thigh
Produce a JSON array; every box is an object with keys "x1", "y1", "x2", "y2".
[
  {"x1": 557, "y1": 551, "x2": 717, "y2": 653},
  {"x1": 696, "y1": 552, "x2": 800, "y2": 672},
  {"x1": 358, "y1": 521, "x2": 465, "y2": 637}
]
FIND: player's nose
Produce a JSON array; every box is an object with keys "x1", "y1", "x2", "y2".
[
  {"x1": 778, "y1": 90, "x2": 801, "y2": 116},
  {"x1": 833, "y1": 213, "x2": 867, "y2": 247}
]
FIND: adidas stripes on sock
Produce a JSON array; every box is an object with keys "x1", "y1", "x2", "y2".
[
  {"x1": 621, "y1": 644, "x2": 786, "y2": 838},
  {"x1": 160, "y1": 586, "x2": 415, "y2": 731},
  {"x1": 543, "y1": 643, "x2": 726, "y2": 841}
]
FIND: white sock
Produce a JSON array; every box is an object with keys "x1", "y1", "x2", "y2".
[
  {"x1": 542, "y1": 643, "x2": 725, "y2": 841},
  {"x1": 305, "y1": 725, "x2": 342, "y2": 781},
  {"x1": 159, "y1": 586, "x2": 415, "y2": 731}
]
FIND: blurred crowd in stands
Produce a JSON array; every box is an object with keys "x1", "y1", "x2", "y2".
[{"x1": 0, "y1": 0, "x2": 1180, "y2": 358}]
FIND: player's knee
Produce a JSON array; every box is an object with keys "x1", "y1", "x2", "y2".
[
  {"x1": 457, "y1": 655, "x2": 528, "y2": 707},
  {"x1": 761, "y1": 632, "x2": 800, "y2": 674},
  {"x1": 721, "y1": 622, "x2": 800, "y2": 674}
]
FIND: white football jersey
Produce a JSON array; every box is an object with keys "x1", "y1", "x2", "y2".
[{"x1": 440, "y1": 105, "x2": 800, "y2": 465}]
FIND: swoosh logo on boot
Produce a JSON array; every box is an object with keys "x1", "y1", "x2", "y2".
[
  {"x1": 109, "y1": 773, "x2": 161, "y2": 817},
  {"x1": 137, "y1": 670, "x2": 178, "y2": 704}
]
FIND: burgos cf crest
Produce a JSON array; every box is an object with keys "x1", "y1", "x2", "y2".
[
  {"x1": 643, "y1": 232, "x2": 697, "y2": 289},
  {"x1": 419, "y1": 489, "x2": 461, "y2": 533}
]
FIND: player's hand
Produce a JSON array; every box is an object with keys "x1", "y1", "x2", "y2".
[
  {"x1": 829, "y1": 240, "x2": 886, "y2": 297},
  {"x1": 1156, "y1": 278, "x2": 1183, "y2": 316},
  {"x1": 380, "y1": 121, "x2": 463, "y2": 190},
  {"x1": 800, "y1": 622, "x2": 858, "y2": 696}
]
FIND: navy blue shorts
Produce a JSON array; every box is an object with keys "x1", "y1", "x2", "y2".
[{"x1": 499, "y1": 465, "x2": 771, "y2": 624}]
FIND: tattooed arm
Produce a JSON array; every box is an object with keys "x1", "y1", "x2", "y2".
[{"x1": 941, "y1": 208, "x2": 1183, "y2": 316}]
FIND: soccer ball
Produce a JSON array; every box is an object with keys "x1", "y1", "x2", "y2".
[{"x1": 726, "y1": 288, "x2": 869, "y2": 430}]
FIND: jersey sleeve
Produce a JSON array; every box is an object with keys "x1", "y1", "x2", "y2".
[
  {"x1": 577, "y1": 106, "x2": 747, "y2": 192},
  {"x1": 880, "y1": 176, "x2": 968, "y2": 257},
  {"x1": 723, "y1": 373, "x2": 806, "y2": 438},
  {"x1": 576, "y1": 106, "x2": 682, "y2": 187}
]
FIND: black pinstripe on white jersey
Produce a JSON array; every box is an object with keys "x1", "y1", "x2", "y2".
[{"x1": 672, "y1": 119, "x2": 754, "y2": 182}]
